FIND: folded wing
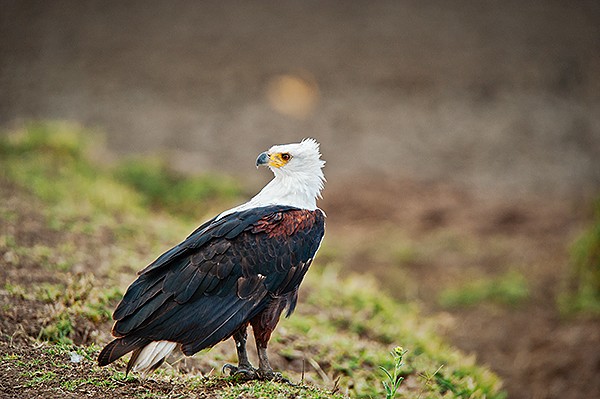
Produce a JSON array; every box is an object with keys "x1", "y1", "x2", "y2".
[{"x1": 98, "y1": 205, "x2": 325, "y2": 365}]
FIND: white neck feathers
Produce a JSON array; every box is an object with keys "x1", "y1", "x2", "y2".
[{"x1": 219, "y1": 139, "x2": 325, "y2": 218}]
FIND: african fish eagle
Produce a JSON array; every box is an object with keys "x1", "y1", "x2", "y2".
[{"x1": 98, "y1": 138, "x2": 326, "y2": 380}]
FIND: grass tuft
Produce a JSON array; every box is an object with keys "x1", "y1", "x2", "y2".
[
  {"x1": 438, "y1": 270, "x2": 529, "y2": 309},
  {"x1": 114, "y1": 156, "x2": 242, "y2": 219},
  {"x1": 213, "y1": 380, "x2": 344, "y2": 399},
  {"x1": 559, "y1": 199, "x2": 600, "y2": 315}
]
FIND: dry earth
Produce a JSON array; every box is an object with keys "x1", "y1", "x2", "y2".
[{"x1": 322, "y1": 179, "x2": 600, "y2": 399}]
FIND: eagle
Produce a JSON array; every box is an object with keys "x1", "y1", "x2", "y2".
[{"x1": 98, "y1": 138, "x2": 326, "y2": 380}]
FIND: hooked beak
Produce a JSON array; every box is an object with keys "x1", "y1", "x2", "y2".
[{"x1": 256, "y1": 152, "x2": 269, "y2": 167}]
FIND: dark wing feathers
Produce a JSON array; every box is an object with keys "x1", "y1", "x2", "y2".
[
  {"x1": 181, "y1": 297, "x2": 260, "y2": 355},
  {"x1": 113, "y1": 292, "x2": 172, "y2": 336},
  {"x1": 175, "y1": 268, "x2": 206, "y2": 303},
  {"x1": 137, "y1": 207, "x2": 277, "y2": 276},
  {"x1": 112, "y1": 276, "x2": 161, "y2": 320},
  {"x1": 237, "y1": 274, "x2": 268, "y2": 299},
  {"x1": 106, "y1": 205, "x2": 325, "y2": 360}
]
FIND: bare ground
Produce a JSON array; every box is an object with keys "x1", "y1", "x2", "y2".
[{"x1": 323, "y1": 178, "x2": 600, "y2": 399}]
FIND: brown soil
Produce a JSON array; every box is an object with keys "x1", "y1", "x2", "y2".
[
  {"x1": 322, "y1": 178, "x2": 600, "y2": 399},
  {"x1": 2, "y1": 1, "x2": 599, "y2": 198},
  {"x1": 0, "y1": 341, "x2": 227, "y2": 399}
]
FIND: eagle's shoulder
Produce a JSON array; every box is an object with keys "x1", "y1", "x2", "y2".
[{"x1": 138, "y1": 205, "x2": 301, "y2": 276}]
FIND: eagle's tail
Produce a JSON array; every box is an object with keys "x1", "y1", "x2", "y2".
[
  {"x1": 98, "y1": 337, "x2": 177, "y2": 375},
  {"x1": 126, "y1": 341, "x2": 178, "y2": 375},
  {"x1": 98, "y1": 336, "x2": 149, "y2": 368}
]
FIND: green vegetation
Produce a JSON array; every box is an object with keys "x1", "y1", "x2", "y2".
[
  {"x1": 301, "y1": 269, "x2": 504, "y2": 398},
  {"x1": 438, "y1": 270, "x2": 529, "y2": 309},
  {"x1": 560, "y1": 200, "x2": 600, "y2": 315},
  {"x1": 0, "y1": 342, "x2": 186, "y2": 395},
  {"x1": 114, "y1": 157, "x2": 241, "y2": 219},
  {"x1": 0, "y1": 122, "x2": 506, "y2": 398},
  {"x1": 33, "y1": 274, "x2": 122, "y2": 345},
  {"x1": 0, "y1": 121, "x2": 243, "y2": 223},
  {"x1": 214, "y1": 380, "x2": 345, "y2": 399},
  {"x1": 380, "y1": 347, "x2": 407, "y2": 399}
]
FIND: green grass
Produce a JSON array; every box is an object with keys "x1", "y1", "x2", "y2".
[
  {"x1": 114, "y1": 156, "x2": 242, "y2": 219},
  {"x1": 0, "y1": 122, "x2": 506, "y2": 398},
  {"x1": 300, "y1": 268, "x2": 505, "y2": 398},
  {"x1": 214, "y1": 380, "x2": 345, "y2": 399},
  {"x1": 559, "y1": 199, "x2": 600, "y2": 315},
  {"x1": 60, "y1": 376, "x2": 118, "y2": 391},
  {"x1": 21, "y1": 370, "x2": 58, "y2": 387},
  {"x1": 0, "y1": 121, "x2": 241, "y2": 233},
  {"x1": 35, "y1": 274, "x2": 123, "y2": 344},
  {"x1": 3, "y1": 275, "x2": 121, "y2": 345},
  {"x1": 438, "y1": 270, "x2": 529, "y2": 309}
]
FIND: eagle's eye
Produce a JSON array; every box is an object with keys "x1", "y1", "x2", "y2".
[{"x1": 281, "y1": 153, "x2": 291, "y2": 161}]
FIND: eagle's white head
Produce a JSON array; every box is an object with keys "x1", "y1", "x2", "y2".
[
  {"x1": 254, "y1": 138, "x2": 325, "y2": 210},
  {"x1": 219, "y1": 139, "x2": 325, "y2": 217}
]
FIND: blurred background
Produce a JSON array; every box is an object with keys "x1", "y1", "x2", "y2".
[
  {"x1": 1, "y1": 1, "x2": 600, "y2": 398},
  {"x1": 2, "y1": 0, "x2": 599, "y2": 197}
]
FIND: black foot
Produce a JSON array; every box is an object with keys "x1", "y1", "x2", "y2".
[
  {"x1": 222, "y1": 364, "x2": 293, "y2": 384},
  {"x1": 255, "y1": 369, "x2": 279, "y2": 380},
  {"x1": 222, "y1": 363, "x2": 258, "y2": 380},
  {"x1": 257, "y1": 369, "x2": 295, "y2": 385}
]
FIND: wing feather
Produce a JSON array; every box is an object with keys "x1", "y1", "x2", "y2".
[
  {"x1": 174, "y1": 268, "x2": 206, "y2": 303},
  {"x1": 113, "y1": 275, "x2": 163, "y2": 320}
]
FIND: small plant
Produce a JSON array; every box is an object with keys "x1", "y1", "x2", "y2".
[
  {"x1": 38, "y1": 311, "x2": 75, "y2": 344},
  {"x1": 380, "y1": 346, "x2": 407, "y2": 399}
]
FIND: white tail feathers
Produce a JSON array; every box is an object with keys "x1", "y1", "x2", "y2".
[{"x1": 131, "y1": 341, "x2": 177, "y2": 374}]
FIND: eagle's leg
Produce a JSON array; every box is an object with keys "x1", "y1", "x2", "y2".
[
  {"x1": 253, "y1": 326, "x2": 292, "y2": 382},
  {"x1": 223, "y1": 323, "x2": 258, "y2": 379},
  {"x1": 250, "y1": 302, "x2": 287, "y2": 381},
  {"x1": 255, "y1": 341, "x2": 277, "y2": 379}
]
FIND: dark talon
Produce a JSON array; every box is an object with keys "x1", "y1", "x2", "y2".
[
  {"x1": 222, "y1": 363, "x2": 259, "y2": 380},
  {"x1": 236, "y1": 368, "x2": 257, "y2": 380},
  {"x1": 256, "y1": 369, "x2": 294, "y2": 384},
  {"x1": 222, "y1": 363, "x2": 237, "y2": 375}
]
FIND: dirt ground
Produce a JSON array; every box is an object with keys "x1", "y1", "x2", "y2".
[
  {"x1": 0, "y1": 179, "x2": 252, "y2": 399},
  {"x1": 322, "y1": 179, "x2": 600, "y2": 399}
]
